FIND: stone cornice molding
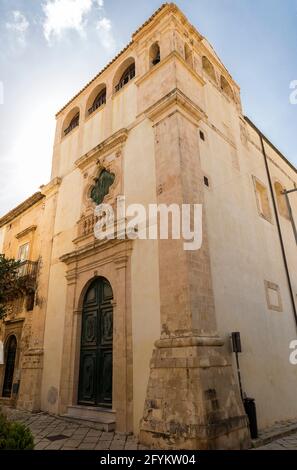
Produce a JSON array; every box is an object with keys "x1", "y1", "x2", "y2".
[
  {"x1": 144, "y1": 88, "x2": 207, "y2": 127},
  {"x1": 135, "y1": 50, "x2": 205, "y2": 88},
  {"x1": 0, "y1": 192, "x2": 45, "y2": 229},
  {"x1": 75, "y1": 128, "x2": 129, "y2": 171},
  {"x1": 15, "y1": 225, "x2": 37, "y2": 240},
  {"x1": 23, "y1": 348, "x2": 44, "y2": 357},
  {"x1": 4, "y1": 317, "x2": 25, "y2": 325},
  {"x1": 155, "y1": 335, "x2": 224, "y2": 349},
  {"x1": 40, "y1": 177, "x2": 62, "y2": 197},
  {"x1": 60, "y1": 237, "x2": 133, "y2": 269},
  {"x1": 132, "y1": 3, "x2": 179, "y2": 42}
]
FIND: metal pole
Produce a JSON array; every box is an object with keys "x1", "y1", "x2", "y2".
[
  {"x1": 258, "y1": 135, "x2": 297, "y2": 331},
  {"x1": 235, "y1": 351, "x2": 243, "y2": 400}
]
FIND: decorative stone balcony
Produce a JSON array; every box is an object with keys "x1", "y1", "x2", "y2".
[{"x1": 78, "y1": 213, "x2": 99, "y2": 239}]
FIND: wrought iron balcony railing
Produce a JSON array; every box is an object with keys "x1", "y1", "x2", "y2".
[{"x1": 16, "y1": 260, "x2": 38, "y2": 281}]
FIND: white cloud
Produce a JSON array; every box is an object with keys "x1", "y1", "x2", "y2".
[
  {"x1": 5, "y1": 11, "x2": 29, "y2": 47},
  {"x1": 42, "y1": 0, "x2": 106, "y2": 43},
  {"x1": 96, "y1": 17, "x2": 116, "y2": 52}
]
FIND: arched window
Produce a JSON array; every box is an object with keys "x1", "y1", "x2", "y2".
[
  {"x1": 184, "y1": 43, "x2": 193, "y2": 68},
  {"x1": 88, "y1": 88, "x2": 106, "y2": 115},
  {"x1": 274, "y1": 182, "x2": 289, "y2": 219},
  {"x1": 62, "y1": 107, "x2": 80, "y2": 137},
  {"x1": 202, "y1": 56, "x2": 216, "y2": 82},
  {"x1": 220, "y1": 76, "x2": 234, "y2": 100},
  {"x1": 115, "y1": 62, "x2": 135, "y2": 93},
  {"x1": 149, "y1": 42, "x2": 160, "y2": 67}
]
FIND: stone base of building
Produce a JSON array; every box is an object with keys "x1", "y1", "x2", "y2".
[
  {"x1": 139, "y1": 336, "x2": 251, "y2": 450},
  {"x1": 16, "y1": 348, "x2": 43, "y2": 412}
]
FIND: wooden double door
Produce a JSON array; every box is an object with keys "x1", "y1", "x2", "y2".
[
  {"x1": 78, "y1": 278, "x2": 113, "y2": 408},
  {"x1": 2, "y1": 335, "x2": 17, "y2": 398}
]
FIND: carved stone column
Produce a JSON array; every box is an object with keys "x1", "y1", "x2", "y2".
[{"x1": 139, "y1": 90, "x2": 250, "y2": 449}]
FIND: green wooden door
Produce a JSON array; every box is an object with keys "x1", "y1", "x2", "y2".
[{"x1": 78, "y1": 278, "x2": 113, "y2": 407}]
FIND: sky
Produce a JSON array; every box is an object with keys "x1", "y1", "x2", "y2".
[{"x1": 0, "y1": 0, "x2": 296, "y2": 217}]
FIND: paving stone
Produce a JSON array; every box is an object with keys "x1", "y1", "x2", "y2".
[
  {"x1": 78, "y1": 443, "x2": 96, "y2": 450},
  {"x1": 46, "y1": 441, "x2": 65, "y2": 450},
  {"x1": 110, "y1": 442, "x2": 125, "y2": 450},
  {"x1": 86, "y1": 429, "x2": 102, "y2": 437},
  {"x1": 82, "y1": 436, "x2": 99, "y2": 444},
  {"x1": 35, "y1": 441, "x2": 50, "y2": 450},
  {"x1": 114, "y1": 434, "x2": 127, "y2": 442},
  {"x1": 73, "y1": 428, "x2": 89, "y2": 435},
  {"x1": 64, "y1": 439, "x2": 83, "y2": 448},
  {"x1": 124, "y1": 443, "x2": 138, "y2": 450},
  {"x1": 100, "y1": 432, "x2": 114, "y2": 441},
  {"x1": 95, "y1": 441, "x2": 111, "y2": 450}
]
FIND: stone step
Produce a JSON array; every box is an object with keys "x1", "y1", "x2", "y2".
[
  {"x1": 63, "y1": 405, "x2": 116, "y2": 432},
  {"x1": 0, "y1": 397, "x2": 15, "y2": 408}
]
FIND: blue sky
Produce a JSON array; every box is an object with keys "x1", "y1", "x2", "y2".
[{"x1": 0, "y1": 0, "x2": 296, "y2": 216}]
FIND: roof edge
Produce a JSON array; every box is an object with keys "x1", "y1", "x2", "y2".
[
  {"x1": 244, "y1": 116, "x2": 296, "y2": 175},
  {"x1": 55, "y1": 3, "x2": 172, "y2": 117},
  {"x1": 0, "y1": 192, "x2": 45, "y2": 229}
]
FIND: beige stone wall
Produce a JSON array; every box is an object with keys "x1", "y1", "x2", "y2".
[{"x1": 199, "y1": 75, "x2": 297, "y2": 429}]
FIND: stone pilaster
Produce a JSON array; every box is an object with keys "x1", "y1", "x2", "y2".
[
  {"x1": 17, "y1": 349, "x2": 44, "y2": 411},
  {"x1": 139, "y1": 91, "x2": 250, "y2": 449}
]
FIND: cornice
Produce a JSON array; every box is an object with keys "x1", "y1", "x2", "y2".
[
  {"x1": 15, "y1": 225, "x2": 37, "y2": 240},
  {"x1": 135, "y1": 50, "x2": 205, "y2": 87},
  {"x1": 60, "y1": 238, "x2": 133, "y2": 280},
  {"x1": 4, "y1": 317, "x2": 25, "y2": 325},
  {"x1": 40, "y1": 177, "x2": 62, "y2": 197},
  {"x1": 75, "y1": 128, "x2": 128, "y2": 171},
  {"x1": 0, "y1": 192, "x2": 45, "y2": 228},
  {"x1": 144, "y1": 88, "x2": 207, "y2": 126}
]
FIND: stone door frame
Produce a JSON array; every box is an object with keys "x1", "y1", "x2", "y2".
[
  {"x1": 59, "y1": 238, "x2": 134, "y2": 433},
  {"x1": 0, "y1": 319, "x2": 24, "y2": 402}
]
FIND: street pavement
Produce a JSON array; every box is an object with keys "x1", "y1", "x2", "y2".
[{"x1": 4, "y1": 408, "x2": 297, "y2": 450}]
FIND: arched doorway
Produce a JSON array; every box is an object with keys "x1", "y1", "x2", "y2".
[
  {"x1": 78, "y1": 277, "x2": 113, "y2": 408},
  {"x1": 2, "y1": 335, "x2": 17, "y2": 398}
]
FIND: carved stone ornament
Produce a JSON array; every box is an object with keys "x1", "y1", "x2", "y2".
[{"x1": 90, "y1": 169, "x2": 115, "y2": 205}]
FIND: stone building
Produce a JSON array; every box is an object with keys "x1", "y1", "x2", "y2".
[{"x1": 0, "y1": 3, "x2": 296, "y2": 449}]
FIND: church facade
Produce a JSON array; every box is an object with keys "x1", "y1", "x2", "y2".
[{"x1": 0, "y1": 3, "x2": 297, "y2": 450}]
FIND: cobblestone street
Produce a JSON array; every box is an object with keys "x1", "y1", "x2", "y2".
[
  {"x1": 3, "y1": 408, "x2": 146, "y2": 450},
  {"x1": 3, "y1": 407, "x2": 297, "y2": 450},
  {"x1": 257, "y1": 433, "x2": 297, "y2": 450}
]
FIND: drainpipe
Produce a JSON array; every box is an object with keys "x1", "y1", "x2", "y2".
[{"x1": 258, "y1": 133, "x2": 297, "y2": 331}]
